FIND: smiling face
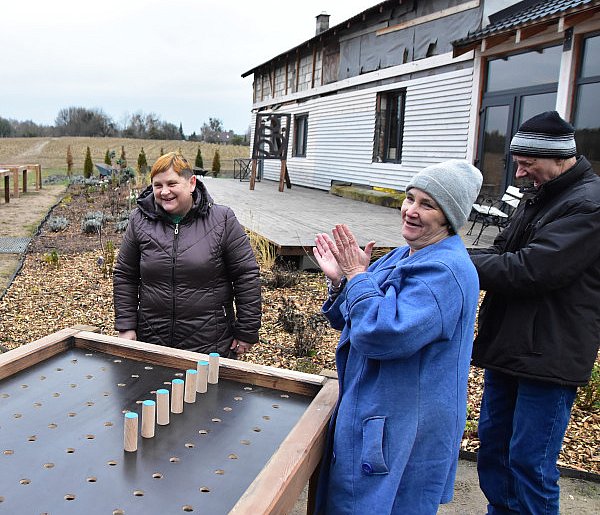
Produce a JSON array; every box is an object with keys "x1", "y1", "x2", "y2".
[
  {"x1": 152, "y1": 167, "x2": 196, "y2": 216},
  {"x1": 513, "y1": 156, "x2": 573, "y2": 188},
  {"x1": 401, "y1": 188, "x2": 450, "y2": 253}
]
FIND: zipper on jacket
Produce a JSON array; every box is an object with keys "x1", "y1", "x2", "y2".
[
  {"x1": 222, "y1": 306, "x2": 227, "y2": 317},
  {"x1": 170, "y1": 222, "x2": 180, "y2": 346}
]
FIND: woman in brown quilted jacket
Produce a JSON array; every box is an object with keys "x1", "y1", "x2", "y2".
[{"x1": 113, "y1": 152, "x2": 261, "y2": 358}]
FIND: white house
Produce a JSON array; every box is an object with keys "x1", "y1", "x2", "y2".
[{"x1": 242, "y1": 0, "x2": 600, "y2": 198}]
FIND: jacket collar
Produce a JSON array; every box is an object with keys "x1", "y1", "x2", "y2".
[{"x1": 136, "y1": 179, "x2": 213, "y2": 221}]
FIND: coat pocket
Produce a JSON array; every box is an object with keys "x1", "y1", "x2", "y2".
[{"x1": 360, "y1": 416, "x2": 389, "y2": 476}]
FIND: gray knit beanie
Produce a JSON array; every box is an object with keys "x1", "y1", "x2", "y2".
[{"x1": 405, "y1": 160, "x2": 483, "y2": 233}]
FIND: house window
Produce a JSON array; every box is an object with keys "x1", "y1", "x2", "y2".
[
  {"x1": 293, "y1": 114, "x2": 308, "y2": 157},
  {"x1": 374, "y1": 90, "x2": 406, "y2": 163},
  {"x1": 574, "y1": 33, "x2": 600, "y2": 171}
]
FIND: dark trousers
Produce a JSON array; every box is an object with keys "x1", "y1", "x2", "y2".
[{"x1": 477, "y1": 370, "x2": 577, "y2": 515}]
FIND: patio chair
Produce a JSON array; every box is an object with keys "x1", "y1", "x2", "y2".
[{"x1": 467, "y1": 185, "x2": 523, "y2": 245}]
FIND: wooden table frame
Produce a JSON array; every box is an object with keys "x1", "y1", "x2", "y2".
[
  {"x1": 0, "y1": 327, "x2": 337, "y2": 514},
  {"x1": 0, "y1": 163, "x2": 42, "y2": 197},
  {"x1": 0, "y1": 169, "x2": 10, "y2": 203}
]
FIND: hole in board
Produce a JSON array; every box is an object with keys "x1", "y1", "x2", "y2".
[
  {"x1": 20, "y1": 479, "x2": 31, "y2": 485},
  {"x1": 228, "y1": 454, "x2": 238, "y2": 460},
  {"x1": 170, "y1": 457, "x2": 180, "y2": 463},
  {"x1": 253, "y1": 427, "x2": 262, "y2": 432},
  {"x1": 28, "y1": 436, "x2": 37, "y2": 442},
  {"x1": 107, "y1": 460, "x2": 117, "y2": 466},
  {"x1": 4, "y1": 450, "x2": 14, "y2": 455},
  {"x1": 87, "y1": 476, "x2": 97, "y2": 483},
  {"x1": 198, "y1": 429, "x2": 209, "y2": 435},
  {"x1": 66, "y1": 448, "x2": 75, "y2": 454},
  {"x1": 234, "y1": 396, "x2": 242, "y2": 401},
  {"x1": 185, "y1": 443, "x2": 195, "y2": 449},
  {"x1": 152, "y1": 473, "x2": 163, "y2": 479},
  {"x1": 263, "y1": 416, "x2": 271, "y2": 421},
  {"x1": 223, "y1": 407, "x2": 232, "y2": 412},
  {"x1": 183, "y1": 506, "x2": 194, "y2": 512},
  {"x1": 211, "y1": 418, "x2": 222, "y2": 423},
  {"x1": 199, "y1": 486, "x2": 210, "y2": 493},
  {"x1": 133, "y1": 490, "x2": 144, "y2": 496},
  {"x1": 214, "y1": 469, "x2": 225, "y2": 475},
  {"x1": 48, "y1": 423, "x2": 58, "y2": 429},
  {"x1": 85, "y1": 434, "x2": 95, "y2": 440},
  {"x1": 113, "y1": 510, "x2": 124, "y2": 515},
  {"x1": 65, "y1": 494, "x2": 76, "y2": 501},
  {"x1": 43, "y1": 463, "x2": 54, "y2": 469},
  {"x1": 240, "y1": 440, "x2": 251, "y2": 445}
]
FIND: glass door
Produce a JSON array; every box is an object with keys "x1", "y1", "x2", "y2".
[
  {"x1": 477, "y1": 89, "x2": 557, "y2": 197},
  {"x1": 477, "y1": 98, "x2": 513, "y2": 199}
]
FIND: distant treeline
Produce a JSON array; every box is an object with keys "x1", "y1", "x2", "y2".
[{"x1": 0, "y1": 107, "x2": 249, "y2": 145}]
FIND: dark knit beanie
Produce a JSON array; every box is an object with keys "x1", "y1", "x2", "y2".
[
  {"x1": 405, "y1": 160, "x2": 483, "y2": 233},
  {"x1": 510, "y1": 111, "x2": 576, "y2": 158}
]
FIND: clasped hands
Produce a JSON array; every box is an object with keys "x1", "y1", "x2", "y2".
[{"x1": 313, "y1": 224, "x2": 376, "y2": 285}]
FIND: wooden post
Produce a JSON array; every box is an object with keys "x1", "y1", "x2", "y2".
[
  {"x1": 2, "y1": 173, "x2": 9, "y2": 203},
  {"x1": 278, "y1": 160, "x2": 291, "y2": 192},
  {"x1": 156, "y1": 389, "x2": 170, "y2": 426},
  {"x1": 123, "y1": 412, "x2": 138, "y2": 452},
  {"x1": 22, "y1": 168, "x2": 27, "y2": 194},
  {"x1": 208, "y1": 352, "x2": 220, "y2": 384},
  {"x1": 249, "y1": 159, "x2": 258, "y2": 190},
  {"x1": 196, "y1": 360, "x2": 209, "y2": 393},
  {"x1": 9, "y1": 168, "x2": 19, "y2": 198},
  {"x1": 141, "y1": 400, "x2": 156, "y2": 438},
  {"x1": 184, "y1": 369, "x2": 198, "y2": 403},
  {"x1": 171, "y1": 378, "x2": 184, "y2": 414}
]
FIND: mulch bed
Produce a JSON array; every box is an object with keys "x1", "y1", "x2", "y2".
[{"x1": 1, "y1": 183, "x2": 598, "y2": 475}]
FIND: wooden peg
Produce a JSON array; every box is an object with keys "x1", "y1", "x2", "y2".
[
  {"x1": 208, "y1": 352, "x2": 220, "y2": 384},
  {"x1": 124, "y1": 412, "x2": 138, "y2": 452},
  {"x1": 156, "y1": 389, "x2": 170, "y2": 425},
  {"x1": 184, "y1": 369, "x2": 198, "y2": 403},
  {"x1": 141, "y1": 400, "x2": 156, "y2": 438},
  {"x1": 171, "y1": 378, "x2": 184, "y2": 414},
  {"x1": 196, "y1": 360, "x2": 209, "y2": 393}
]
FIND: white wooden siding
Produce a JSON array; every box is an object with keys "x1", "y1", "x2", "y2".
[{"x1": 253, "y1": 67, "x2": 473, "y2": 191}]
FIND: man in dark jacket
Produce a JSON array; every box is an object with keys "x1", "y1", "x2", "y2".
[{"x1": 470, "y1": 111, "x2": 600, "y2": 514}]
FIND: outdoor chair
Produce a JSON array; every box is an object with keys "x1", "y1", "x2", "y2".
[{"x1": 467, "y1": 185, "x2": 523, "y2": 245}]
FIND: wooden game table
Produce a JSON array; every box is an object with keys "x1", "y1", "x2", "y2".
[{"x1": 0, "y1": 327, "x2": 338, "y2": 514}]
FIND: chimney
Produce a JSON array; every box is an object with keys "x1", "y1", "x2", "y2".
[{"x1": 316, "y1": 12, "x2": 330, "y2": 35}]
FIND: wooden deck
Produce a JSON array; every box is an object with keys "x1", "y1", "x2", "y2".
[{"x1": 200, "y1": 177, "x2": 498, "y2": 255}]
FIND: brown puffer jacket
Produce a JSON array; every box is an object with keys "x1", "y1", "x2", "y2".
[{"x1": 113, "y1": 180, "x2": 261, "y2": 357}]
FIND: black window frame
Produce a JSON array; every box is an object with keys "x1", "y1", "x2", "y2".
[
  {"x1": 293, "y1": 114, "x2": 308, "y2": 158},
  {"x1": 374, "y1": 89, "x2": 406, "y2": 164}
]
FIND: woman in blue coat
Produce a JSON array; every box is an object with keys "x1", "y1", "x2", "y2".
[{"x1": 312, "y1": 160, "x2": 482, "y2": 514}]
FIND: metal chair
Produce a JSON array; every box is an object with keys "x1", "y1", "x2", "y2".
[{"x1": 467, "y1": 186, "x2": 523, "y2": 245}]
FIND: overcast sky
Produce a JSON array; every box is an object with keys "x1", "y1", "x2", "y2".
[{"x1": 0, "y1": 0, "x2": 377, "y2": 135}]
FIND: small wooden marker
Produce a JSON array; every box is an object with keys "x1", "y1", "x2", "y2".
[
  {"x1": 196, "y1": 360, "x2": 209, "y2": 393},
  {"x1": 208, "y1": 352, "x2": 220, "y2": 384},
  {"x1": 184, "y1": 369, "x2": 198, "y2": 403},
  {"x1": 124, "y1": 412, "x2": 138, "y2": 452},
  {"x1": 156, "y1": 389, "x2": 170, "y2": 425},
  {"x1": 171, "y1": 378, "x2": 184, "y2": 414},
  {"x1": 141, "y1": 400, "x2": 156, "y2": 438}
]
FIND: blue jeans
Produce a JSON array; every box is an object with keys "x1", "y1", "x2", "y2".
[{"x1": 477, "y1": 370, "x2": 577, "y2": 515}]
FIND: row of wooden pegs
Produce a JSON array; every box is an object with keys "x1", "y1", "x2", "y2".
[{"x1": 123, "y1": 353, "x2": 220, "y2": 452}]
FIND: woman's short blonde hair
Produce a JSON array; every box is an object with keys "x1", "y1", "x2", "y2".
[{"x1": 150, "y1": 152, "x2": 193, "y2": 179}]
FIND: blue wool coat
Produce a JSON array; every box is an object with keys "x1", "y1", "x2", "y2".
[{"x1": 314, "y1": 236, "x2": 479, "y2": 515}]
